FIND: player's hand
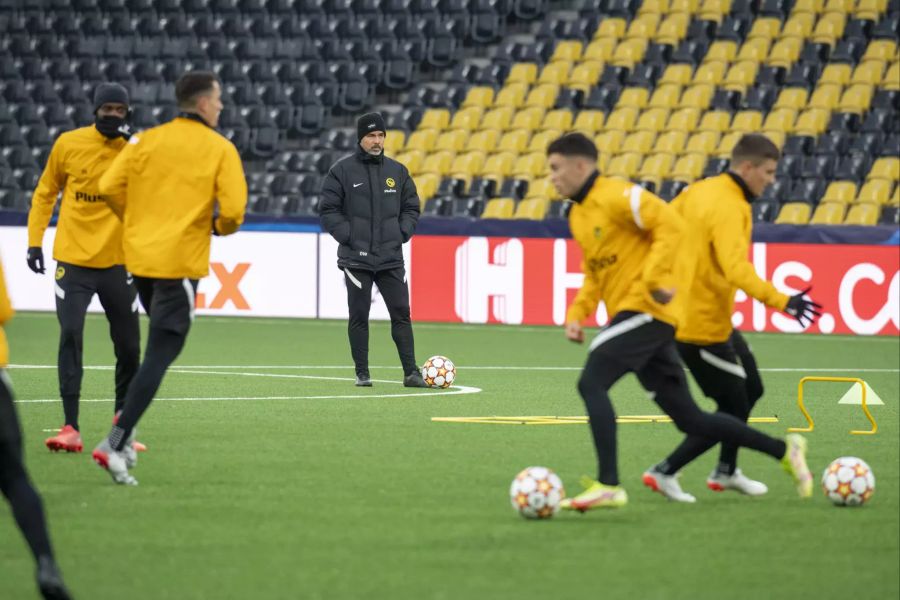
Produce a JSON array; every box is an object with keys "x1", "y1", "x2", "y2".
[
  {"x1": 565, "y1": 320, "x2": 584, "y2": 344},
  {"x1": 117, "y1": 122, "x2": 133, "y2": 140},
  {"x1": 785, "y1": 286, "x2": 822, "y2": 327},
  {"x1": 26, "y1": 247, "x2": 45, "y2": 274},
  {"x1": 650, "y1": 287, "x2": 675, "y2": 305}
]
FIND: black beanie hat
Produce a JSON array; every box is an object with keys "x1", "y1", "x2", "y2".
[
  {"x1": 93, "y1": 83, "x2": 130, "y2": 113},
  {"x1": 357, "y1": 112, "x2": 386, "y2": 141}
]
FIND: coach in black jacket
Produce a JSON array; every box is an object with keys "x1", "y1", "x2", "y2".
[{"x1": 319, "y1": 112, "x2": 427, "y2": 388}]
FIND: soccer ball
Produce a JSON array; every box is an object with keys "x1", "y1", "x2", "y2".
[
  {"x1": 821, "y1": 457, "x2": 875, "y2": 507},
  {"x1": 421, "y1": 355, "x2": 456, "y2": 388},
  {"x1": 509, "y1": 466, "x2": 565, "y2": 519}
]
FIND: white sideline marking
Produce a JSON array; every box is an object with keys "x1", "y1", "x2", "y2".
[{"x1": 9, "y1": 365, "x2": 900, "y2": 373}]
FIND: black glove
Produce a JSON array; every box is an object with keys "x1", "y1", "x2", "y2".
[
  {"x1": 117, "y1": 122, "x2": 133, "y2": 140},
  {"x1": 26, "y1": 247, "x2": 45, "y2": 274},
  {"x1": 785, "y1": 286, "x2": 822, "y2": 327}
]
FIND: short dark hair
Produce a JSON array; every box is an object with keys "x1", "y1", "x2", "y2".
[
  {"x1": 731, "y1": 134, "x2": 780, "y2": 166},
  {"x1": 546, "y1": 132, "x2": 598, "y2": 161},
  {"x1": 175, "y1": 71, "x2": 219, "y2": 108}
]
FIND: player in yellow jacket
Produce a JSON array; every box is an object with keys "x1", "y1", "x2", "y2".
[
  {"x1": 0, "y1": 254, "x2": 74, "y2": 599},
  {"x1": 27, "y1": 83, "x2": 141, "y2": 455},
  {"x1": 649, "y1": 134, "x2": 821, "y2": 497},
  {"x1": 91, "y1": 71, "x2": 247, "y2": 485},
  {"x1": 545, "y1": 133, "x2": 812, "y2": 511}
]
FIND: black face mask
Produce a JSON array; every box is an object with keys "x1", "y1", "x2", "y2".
[{"x1": 95, "y1": 115, "x2": 126, "y2": 139}]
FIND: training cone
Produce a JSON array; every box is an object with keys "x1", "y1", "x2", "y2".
[{"x1": 837, "y1": 381, "x2": 885, "y2": 406}]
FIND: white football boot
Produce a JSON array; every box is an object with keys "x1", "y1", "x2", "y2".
[
  {"x1": 642, "y1": 469, "x2": 697, "y2": 503},
  {"x1": 92, "y1": 439, "x2": 138, "y2": 486},
  {"x1": 707, "y1": 469, "x2": 768, "y2": 496}
]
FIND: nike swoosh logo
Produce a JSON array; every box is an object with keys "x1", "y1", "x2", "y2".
[{"x1": 353, "y1": 183, "x2": 363, "y2": 188}]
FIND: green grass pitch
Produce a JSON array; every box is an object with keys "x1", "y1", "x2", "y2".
[{"x1": 1, "y1": 312, "x2": 897, "y2": 600}]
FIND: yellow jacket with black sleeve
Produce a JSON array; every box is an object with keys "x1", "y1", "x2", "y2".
[
  {"x1": 670, "y1": 172, "x2": 790, "y2": 345},
  {"x1": 27, "y1": 126, "x2": 127, "y2": 268},
  {"x1": 98, "y1": 115, "x2": 248, "y2": 280},
  {"x1": 0, "y1": 254, "x2": 14, "y2": 368},
  {"x1": 566, "y1": 173, "x2": 685, "y2": 328}
]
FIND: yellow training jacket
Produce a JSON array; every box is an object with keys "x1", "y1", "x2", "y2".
[
  {"x1": 567, "y1": 175, "x2": 685, "y2": 328},
  {"x1": 0, "y1": 254, "x2": 14, "y2": 368},
  {"x1": 671, "y1": 173, "x2": 790, "y2": 344},
  {"x1": 99, "y1": 116, "x2": 248, "y2": 279},
  {"x1": 28, "y1": 126, "x2": 127, "y2": 268}
]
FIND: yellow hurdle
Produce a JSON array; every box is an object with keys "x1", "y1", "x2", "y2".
[{"x1": 788, "y1": 376, "x2": 878, "y2": 436}]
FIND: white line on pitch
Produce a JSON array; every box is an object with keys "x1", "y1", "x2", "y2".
[{"x1": 9, "y1": 365, "x2": 900, "y2": 373}]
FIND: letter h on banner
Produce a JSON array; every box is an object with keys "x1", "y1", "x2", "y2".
[
  {"x1": 454, "y1": 238, "x2": 524, "y2": 324},
  {"x1": 552, "y1": 239, "x2": 608, "y2": 326}
]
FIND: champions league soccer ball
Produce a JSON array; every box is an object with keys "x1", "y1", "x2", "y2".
[
  {"x1": 509, "y1": 466, "x2": 565, "y2": 519},
  {"x1": 421, "y1": 355, "x2": 456, "y2": 388},
  {"x1": 822, "y1": 457, "x2": 875, "y2": 507}
]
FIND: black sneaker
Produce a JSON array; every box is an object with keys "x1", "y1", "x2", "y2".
[
  {"x1": 37, "y1": 556, "x2": 73, "y2": 600},
  {"x1": 355, "y1": 373, "x2": 372, "y2": 387},
  {"x1": 403, "y1": 371, "x2": 429, "y2": 388}
]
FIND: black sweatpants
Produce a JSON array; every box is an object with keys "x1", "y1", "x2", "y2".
[
  {"x1": 343, "y1": 266, "x2": 417, "y2": 376},
  {"x1": 0, "y1": 370, "x2": 55, "y2": 562},
  {"x1": 659, "y1": 329, "x2": 765, "y2": 476},
  {"x1": 577, "y1": 312, "x2": 785, "y2": 486},
  {"x1": 54, "y1": 262, "x2": 140, "y2": 429},
  {"x1": 108, "y1": 277, "x2": 197, "y2": 451}
]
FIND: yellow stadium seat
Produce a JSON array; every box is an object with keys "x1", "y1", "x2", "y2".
[
  {"x1": 715, "y1": 131, "x2": 743, "y2": 157},
  {"x1": 465, "y1": 129, "x2": 499, "y2": 154},
  {"x1": 762, "y1": 108, "x2": 797, "y2": 133},
  {"x1": 822, "y1": 181, "x2": 858, "y2": 204},
  {"x1": 823, "y1": 0, "x2": 853, "y2": 13},
  {"x1": 538, "y1": 62, "x2": 571, "y2": 86},
  {"x1": 659, "y1": 64, "x2": 694, "y2": 86},
  {"x1": 773, "y1": 88, "x2": 809, "y2": 111},
  {"x1": 606, "y1": 152, "x2": 643, "y2": 179},
  {"x1": 526, "y1": 178, "x2": 561, "y2": 201},
  {"x1": 480, "y1": 106, "x2": 515, "y2": 132},
  {"x1": 436, "y1": 129, "x2": 470, "y2": 152},
  {"x1": 654, "y1": 13, "x2": 690, "y2": 45},
  {"x1": 550, "y1": 40, "x2": 583, "y2": 63},
  {"x1": 694, "y1": 62, "x2": 727, "y2": 86},
  {"x1": 494, "y1": 84, "x2": 529, "y2": 109},
  {"x1": 612, "y1": 39, "x2": 648, "y2": 68},
  {"x1": 573, "y1": 110, "x2": 606, "y2": 133},
  {"x1": 851, "y1": 60, "x2": 885, "y2": 86},
  {"x1": 669, "y1": 0, "x2": 699, "y2": 12},
  {"x1": 462, "y1": 86, "x2": 495, "y2": 109},
  {"x1": 779, "y1": 13, "x2": 815, "y2": 39},
  {"x1": 679, "y1": 84, "x2": 715, "y2": 110},
  {"x1": 810, "y1": 202, "x2": 847, "y2": 225},
  {"x1": 856, "y1": 179, "x2": 894, "y2": 205},
  {"x1": 511, "y1": 107, "x2": 545, "y2": 131},
  {"x1": 670, "y1": 152, "x2": 706, "y2": 182},
  {"x1": 647, "y1": 84, "x2": 682, "y2": 109},
  {"x1": 862, "y1": 40, "x2": 897, "y2": 62},
  {"x1": 891, "y1": 186, "x2": 900, "y2": 207},
  {"x1": 761, "y1": 130, "x2": 785, "y2": 150},
  {"x1": 792, "y1": 0, "x2": 825, "y2": 12},
  {"x1": 723, "y1": 61, "x2": 759, "y2": 92},
  {"x1": 512, "y1": 152, "x2": 547, "y2": 178},
  {"x1": 595, "y1": 130, "x2": 625, "y2": 154},
  {"x1": 884, "y1": 61, "x2": 900, "y2": 90},
  {"x1": 524, "y1": 84, "x2": 559, "y2": 109},
  {"x1": 481, "y1": 198, "x2": 515, "y2": 219},
  {"x1": 685, "y1": 131, "x2": 721, "y2": 154},
  {"x1": 655, "y1": 131, "x2": 687, "y2": 154},
  {"x1": 617, "y1": 87, "x2": 651, "y2": 110},
  {"x1": 621, "y1": 130, "x2": 658, "y2": 154},
  {"x1": 496, "y1": 129, "x2": 531, "y2": 153},
  {"x1": 775, "y1": 202, "x2": 812, "y2": 225},
  {"x1": 698, "y1": 0, "x2": 729, "y2": 22},
  {"x1": 808, "y1": 84, "x2": 842, "y2": 109},
  {"x1": 569, "y1": 61, "x2": 604, "y2": 91},
  {"x1": 638, "y1": 0, "x2": 669, "y2": 15},
  {"x1": 705, "y1": 41, "x2": 738, "y2": 63},
  {"x1": 506, "y1": 62, "x2": 538, "y2": 85},
  {"x1": 597, "y1": 152, "x2": 611, "y2": 174},
  {"x1": 767, "y1": 38, "x2": 803, "y2": 68},
  {"x1": 513, "y1": 198, "x2": 549, "y2": 220},
  {"x1": 594, "y1": 18, "x2": 627, "y2": 40},
  {"x1": 449, "y1": 151, "x2": 487, "y2": 178},
  {"x1": 868, "y1": 157, "x2": 900, "y2": 182},
  {"x1": 482, "y1": 152, "x2": 517, "y2": 177},
  {"x1": 818, "y1": 64, "x2": 852, "y2": 86},
  {"x1": 837, "y1": 84, "x2": 874, "y2": 113},
  {"x1": 415, "y1": 173, "x2": 440, "y2": 202},
  {"x1": 605, "y1": 107, "x2": 640, "y2": 132},
  {"x1": 731, "y1": 110, "x2": 764, "y2": 132},
  {"x1": 420, "y1": 151, "x2": 455, "y2": 176},
  {"x1": 736, "y1": 38, "x2": 771, "y2": 63},
  {"x1": 626, "y1": 18, "x2": 656, "y2": 40},
  {"x1": 793, "y1": 108, "x2": 830, "y2": 135},
  {"x1": 634, "y1": 12, "x2": 662, "y2": 30},
  {"x1": 811, "y1": 13, "x2": 846, "y2": 44},
  {"x1": 843, "y1": 203, "x2": 880, "y2": 226},
  {"x1": 405, "y1": 129, "x2": 439, "y2": 152},
  {"x1": 698, "y1": 110, "x2": 732, "y2": 133},
  {"x1": 540, "y1": 110, "x2": 573, "y2": 131},
  {"x1": 448, "y1": 108, "x2": 482, "y2": 132},
  {"x1": 665, "y1": 108, "x2": 701, "y2": 133},
  {"x1": 853, "y1": 0, "x2": 886, "y2": 20},
  {"x1": 383, "y1": 130, "x2": 406, "y2": 154},
  {"x1": 395, "y1": 150, "x2": 424, "y2": 175},
  {"x1": 636, "y1": 108, "x2": 671, "y2": 132},
  {"x1": 527, "y1": 129, "x2": 562, "y2": 153},
  {"x1": 418, "y1": 109, "x2": 450, "y2": 131},
  {"x1": 747, "y1": 17, "x2": 782, "y2": 40},
  {"x1": 583, "y1": 38, "x2": 617, "y2": 62},
  {"x1": 637, "y1": 152, "x2": 675, "y2": 181}
]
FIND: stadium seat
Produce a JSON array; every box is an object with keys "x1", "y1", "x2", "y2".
[
  {"x1": 868, "y1": 157, "x2": 900, "y2": 182},
  {"x1": 856, "y1": 179, "x2": 894, "y2": 204},
  {"x1": 513, "y1": 197, "x2": 548, "y2": 219},
  {"x1": 483, "y1": 152, "x2": 517, "y2": 177},
  {"x1": 821, "y1": 181, "x2": 858, "y2": 204},
  {"x1": 572, "y1": 110, "x2": 606, "y2": 134},
  {"x1": 844, "y1": 203, "x2": 880, "y2": 225},
  {"x1": 752, "y1": 200, "x2": 780, "y2": 222},
  {"x1": 525, "y1": 178, "x2": 560, "y2": 201},
  {"x1": 494, "y1": 84, "x2": 529, "y2": 109},
  {"x1": 606, "y1": 152, "x2": 643, "y2": 179},
  {"x1": 775, "y1": 202, "x2": 812, "y2": 224},
  {"x1": 605, "y1": 107, "x2": 640, "y2": 132},
  {"x1": 670, "y1": 153, "x2": 706, "y2": 182},
  {"x1": 810, "y1": 201, "x2": 847, "y2": 225},
  {"x1": 481, "y1": 197, "x2": 515, "y2": 219},
  {"x1": 622, "y1": 131, "x2": 658, "y2": 154}
]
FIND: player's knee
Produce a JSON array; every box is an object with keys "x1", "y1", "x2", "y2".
[{"x1": 59, "y1": 325, "x2": 83, "y2": 344}]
